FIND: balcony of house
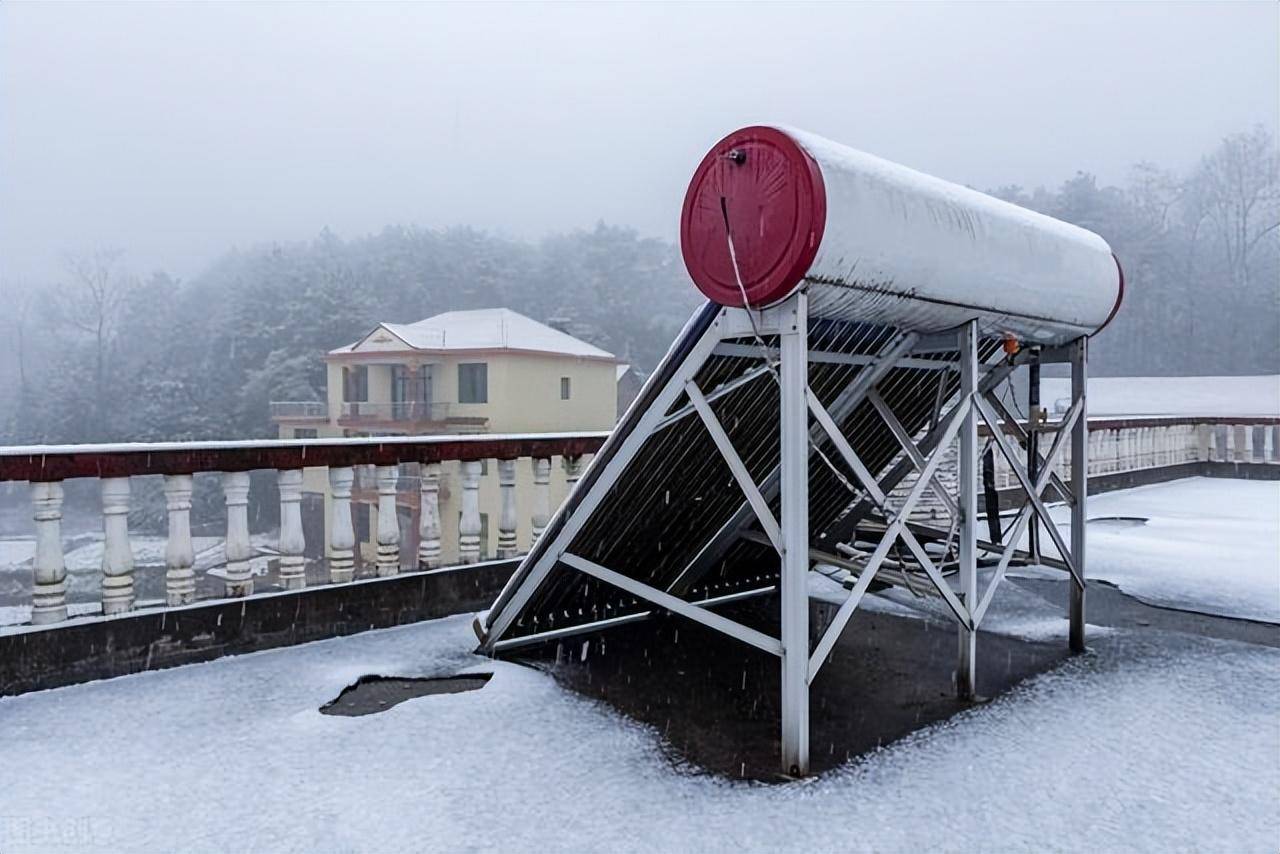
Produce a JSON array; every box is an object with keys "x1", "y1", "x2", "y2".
[
  {"x1": 335, "y1": 400, "x2": 488, "y2": 432},
  {"x1": 268, "y1": 400, "x2": 329, "y2": 423}
]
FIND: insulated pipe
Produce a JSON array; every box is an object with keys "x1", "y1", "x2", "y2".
[{"x1": 680, "y1": 126, "x2": 1124, "y2": 345}]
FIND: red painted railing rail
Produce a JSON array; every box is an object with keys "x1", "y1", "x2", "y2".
[{"x1": 0, "y1": 432, "x2": 610, "y2": 483}]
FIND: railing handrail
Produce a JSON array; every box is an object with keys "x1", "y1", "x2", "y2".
[{"x1": 0, "y1": 431, "x2": 611, "y2": 483}]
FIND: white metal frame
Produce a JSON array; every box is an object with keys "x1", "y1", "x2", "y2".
[{"x1": 483, "y1": 293, "x2": 1090, "y2": 775}]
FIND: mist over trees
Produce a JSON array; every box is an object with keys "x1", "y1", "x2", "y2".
[
  {"x1": 992, "y1": 125, "x2": 1279, "y2": 378},
  {"x1": 2, "y1": 126, "x2": 1276, "y2": 446}
]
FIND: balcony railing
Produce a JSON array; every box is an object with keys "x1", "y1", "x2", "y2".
[
  {"x1": 0, "y1": 432, "x2": 606, "y2": 628},
  {"x1": 891, "y1": 415, "x2": 1280, "y2": 520},
  {"x1": 340, "y1": 401, "x2": 457, "y2": 422},
  {"x1": 268, "y1": 401, "x2": 328, "y2": 420}
]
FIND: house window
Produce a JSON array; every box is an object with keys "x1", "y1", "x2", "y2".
[
  {"x1": 343, "y1": 366, "x2": 368, "y2": 402},
  {"x1": 458, "y1": 363, "x2": 488, "y2": 404},
  {"x1": 293, "y1": 428, "x2": 318, "y2": 439},
  {"x1": 560, "y1": 377, "x2": 571, "y2": 400}
]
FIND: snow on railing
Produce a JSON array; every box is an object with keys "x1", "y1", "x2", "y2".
[{"x1": 0, "y1": 433, "x2": 605, "y2": 627}]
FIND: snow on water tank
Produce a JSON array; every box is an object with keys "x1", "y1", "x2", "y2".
[{"x1": 680, "y1": 125, "x2": 1124, "y2": 344}]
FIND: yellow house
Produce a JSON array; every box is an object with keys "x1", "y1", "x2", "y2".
[{"x1": 271, "y1": 308, "x2": 618, "y2": 565}]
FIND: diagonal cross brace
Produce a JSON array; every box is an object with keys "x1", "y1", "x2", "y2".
[
  {"x1": 867, "y1": 389, "x2": 959, "y2": 520},
  {"x1": 975, "y1": 395, "x2": 1084, "y2": 589},
  {"x1": 808, "y1": 389, "x2": 973, "y2": 631},
  {"x1": 666, "y1": 330, "x2": 920, "y2": 596},
  {"x1": 972, "y1": 397, "x2": 1082, "y2": 626},
  {"x1": 806, "y1": 396, "x2": 972, "y2": 684},
  {"x1": 982, "y1": 390, "x2": 1075, "y2": 506},
  {"x1": 687, "y1": 380, "x2": 783, "y2": 553}
]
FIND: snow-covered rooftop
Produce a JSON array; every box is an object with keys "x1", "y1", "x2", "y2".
[
  {"x1": 1042, "y1": 374, "x2": 1280, "y2": 418},
  {"x1": 1, "y1": 608, "x2": 1274, "y2": 852},
  {"x1": 332, "y1": 308, "x2": 615, "y2": 360},
  {"x1": 0, "y1": 478, "x2": 1276, "y2": 852}
]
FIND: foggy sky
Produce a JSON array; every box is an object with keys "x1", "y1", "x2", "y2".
[{"x1": 2, "y1": 1, "x2": 1277, "y2": 285}]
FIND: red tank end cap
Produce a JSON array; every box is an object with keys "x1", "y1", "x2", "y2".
[
  {"x1": 680, "y1": 126, "x2": 827, "y2": 309},
  {"x1": 1095, "y1": 253, "x2": 1125, "y2": 335}
]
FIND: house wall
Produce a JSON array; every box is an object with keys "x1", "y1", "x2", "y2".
[
  {"x1": 303, "y1": 349, "x2": 612, "y2": 566},
  {"x1": 492, "y1": 354, "x2": 618, "y2": 432}
]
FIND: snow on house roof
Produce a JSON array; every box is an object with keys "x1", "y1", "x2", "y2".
[
  {"x1": 1041, "y1": 375, "x2": 1280, "y2": 418},
  {"x1": 332, "y1": 308, "x2": 615, "y2": 360}
]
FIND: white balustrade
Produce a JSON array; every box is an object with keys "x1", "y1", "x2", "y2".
[
  {"x1": 222, "y1": 471, "x2": 254, "y2": 597},
  {"x1": 418, "y1": 462, "x2": 442, "y2": 569},
  {"x1": 10, "y1": 425, "x2": 1279, "y2": 632},
  {"x1": 100, "y1": 477, "x2": 135, "y2": 614},
  {"x1": 531, "y1": 457, "x2": 551, "y2": 544},
  {"x1": 278, "y1": 469, "x2": 306, "y2": 590},
  {"x1": 374, "y1": 465, "x2": 400, "y2": 577},
  {"x1": 163, "y1": 474, "x2": 196, "y2": 606},
  {"x1": 328, "y1": 466, "x2": 356, "y2": 583},
  {"x1": 31, "y1": 481, "x2": 67, "y2": 624},
  {"x1": 458, "y1": 460, "x2": 482, "y2": 564},
  {"x1": 497, "y1": 459, "x2": 518, "y2": 559}
]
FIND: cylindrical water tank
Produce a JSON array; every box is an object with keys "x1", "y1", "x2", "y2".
[{"x1": 680, "y1": 126, "x2": 1123, "y2": 343}]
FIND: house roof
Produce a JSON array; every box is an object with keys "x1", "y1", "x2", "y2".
[{"x1": 331, "y1": 308, "x2": 615, "y2": 360}]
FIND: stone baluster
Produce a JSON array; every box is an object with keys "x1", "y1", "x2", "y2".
[
  {"x1": 530, "y1": 457, "x2": 551, "y2": 544},
  {"x1": 564, "y1": 455, "x2": 584, "y2": 492},
  {"x1": 31, "y1": 481, "x2": 67, "y2": 624},
  {"x1": 1233, "y1": 425, "x2": 1246, "y2": 462},
  {"x1": 222, "y1": 471, "x2": 254, "y2": 597},
  {"x1": 458, "y1": 460, "x2": 482, "y2": 564},
  {"x1": 328, "y1": 467, "x2": 356, "y2": 583},
  {"x1": 418, "y1": 463, "x2": 442, "y2": 568},
  {"x1": 100, "y1": 477, "x2": 135, "y2": 614},
  {"x1": 496, "y1": 459, "x2": 518, "y2": 558},
  {"x1": 277, "y1": 469, "x2": 306, "y2": 590},
  {"x1": 374, "y1": 465, "x2": 400, "y2": 577},
  {"x1": 163, "y1": 474, "x2": 196, "y2": 606},
  {"x1": 1243, "y1": 425, "x2": 1255, "y2": 463}
]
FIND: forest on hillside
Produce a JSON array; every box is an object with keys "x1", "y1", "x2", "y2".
[{"x1": 2, "y1": 126, "x2": 1276, "y2": 446}]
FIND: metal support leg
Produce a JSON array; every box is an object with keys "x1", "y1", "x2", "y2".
[
  {"x1": 1027, "y1": 357, "x2": 1041, "y2": 562},
  {"x1": 1069, "y1": 336, "x2": 1088, "y2": 652},
  {"x1": 957, "y1": 320, "x2": 979, "y2": 700},
  {"x1": 779, "y1": 291, "x2": 810, "y2": 776}
]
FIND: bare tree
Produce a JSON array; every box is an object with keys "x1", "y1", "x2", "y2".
[
  {"x1": 1187, "y1": 126, "x2": 1280, "y2": 289},
  {"x1": 54, "y1": 248, "x2": 136, "y2": 429}
]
